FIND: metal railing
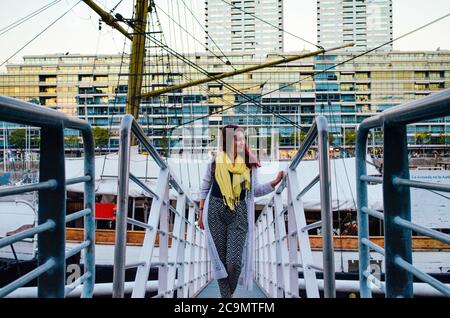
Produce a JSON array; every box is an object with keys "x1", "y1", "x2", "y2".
[
  {"x1": 356, "y1": 89, "x2": 450, "y2": 298},
  {"x1": 255, "y1": 116, "x2": 335, "y2": 298},
  {"x1": 0, "y1": 96, "x2": 95, "y2": 298},
  {"x1": 113, "y1": 114, "x2": 209, "y2": 298}
]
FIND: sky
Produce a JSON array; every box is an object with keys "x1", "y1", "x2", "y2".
[{"x1": 0, "y1": 0, "x2": 449, "y2": 70}]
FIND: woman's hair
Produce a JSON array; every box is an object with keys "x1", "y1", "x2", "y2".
[{"x1": 220, "y1": 124, "x2": 260, "y2": 168}]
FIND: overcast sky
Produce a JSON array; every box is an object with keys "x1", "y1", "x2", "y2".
[{"x1": 0, "y1": 0, "x2": 449, "y2": 70}]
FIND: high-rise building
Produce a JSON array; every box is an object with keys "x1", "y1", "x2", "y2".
[
  {"x1": 205, "y1": 0, "x2": 283, "y2": 56},
  {"x1": 317, "y1": 0, "x2": 393, "y2": 51}
]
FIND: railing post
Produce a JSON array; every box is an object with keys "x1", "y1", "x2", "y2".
[
  {"x1": 113, "y1": 117, "x2": 132, "y2": 298},
  {"x1": 166, "y1": 193, "x2": 186, "y2": 297},
  {"x1": 265, "y1": 206, "x2": 277, "y2": 297},
  {"x1": 37, "y1": 126, "x2": 66, "y2": 298},
  {"x1": 287, "y1": 183, "x2": 299, "y2": 298},
  {"x1": 317, "y1": 117, "x2": 335, "y2": 298},
  {"x1": 200, "y1": 231, "x2": 207, "y2": 288},
  {"x1": 193, "y1": 224, "x2": 202, "y2": 293},
  {"x1": 273, "y1": 194, "x2": 289, "y2": 297},
  {"x1": 158, "y1": 185, "x2": 170, "y2": 297},
  {"x1": 383, "y1": 124, "x2": 413, "y2": 298},
  {"x1": 132, "y1": 168, "x2": 169, "y2": 297},
  {"x1": 260, "y1": 210, "x2": 270, "y2": 293},
  {"x1": 256, "y1": 218, "x2": 264, "y2": 290},
  {"x1": 355, "y1": 125, "x2": 372, "y2": 298},
  {"x1": 182, "y1": 205, "x2": 196, "y2": 298},
  {"x1": 287, "y1": 170, "x2": 320, "y2": 298},
  {"x1": 81, "y1": 128, "x2": 95, "y2": 298}
]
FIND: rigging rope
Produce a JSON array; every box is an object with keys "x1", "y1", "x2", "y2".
[
  {"x1": 0, "y1": 0, "x2": 82, "y2": 67},
  {"x1": 179, "y1": 0, "x2": 234, "y2": 68},
  {"x1": 0, "y1": 0, "x2": 62, "y2": 38}
]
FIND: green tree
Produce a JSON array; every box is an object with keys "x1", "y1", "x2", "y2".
[
  {"x1": 328, "y1": 133, "x2": 335, "y2": 145},
  {"x1": 160, "y1": 134, "x2": 169, "y2": 157},
  {"x1": 65, "y1": 135, "x2": 79, "y2": 148},
  {"x1": 293, "y1": 131, "x2": 306, "y2": 144},
  {"x1": 9, "y1": 129, "x2": 26, "y2": 150},
  {"x1": 374, "y1": 131, "x2": 384, "y2": 143},
  {"x1": 415, "y1": 132, "x2": 431, "y2": 144},
  {"x1": 92, "y1": 127, "x2": 109, "y2": 149},
  {"x1": 65, "y1": 135, "x2": 79, "y2": 156},
  {"x1": 344, "y1": 130, "x2": 356, "y2": 145}
]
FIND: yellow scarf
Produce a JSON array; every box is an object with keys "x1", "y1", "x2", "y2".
[{"x1": 215, "y1": 151, "x2": 250, "y2": 211}]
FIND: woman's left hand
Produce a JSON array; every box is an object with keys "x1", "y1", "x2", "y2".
[{"x1": 271, "y1": 171, "x2": 285, "y2": 188}]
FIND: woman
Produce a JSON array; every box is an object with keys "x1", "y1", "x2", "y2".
[{"x1": 198, "y1": 125, "x2": 284, "y2": 298}]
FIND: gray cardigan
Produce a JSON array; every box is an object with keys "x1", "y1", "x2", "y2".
[{"x1": 200, "y1": 162, "x2": 274, "y2": 290}]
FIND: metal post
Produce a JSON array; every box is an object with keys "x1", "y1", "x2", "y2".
[
  {"x1": 317, "y1": 116, "x2": 335, "y2": 298},
  {"x1": 132, "y1": 168, "x2": 169, "y2": 298},
  {"x1": 355, "y1": 125, "x2": 372, "y2": 298},
  {"x1": 273, "y1": 194, "x2": 289, "y2": 297},
  {"x1": 182, "y1": 205, "x2": 195, "y2": 298},
  {"x1": 265, "y1": 206, "x2": 277, "y2": 297},
  {"x1": 288, "y1": 171, "x2": 319, "y2": 298},
  {"x1": 3, "y1": 122, "x2": 6, "y2": 173},
  {"x1": 113, "y1": 118, "x2": 132, "y2": 298},
  {"x1": 287, "y1": 183, "x2": 299, "y2": 298},
  {"x1": 158, "y1": 188, "x2": 170, "y2": 296},
  {"x1": 37, "y1": 126, "x2": 66, "y2": 298},
  {"x1": 383, "y1": 124, "x2": 413, "y2": 298},
  {"x1": 81, "y1": 128, "x2": 95, "y2": 298},
  {"x1": 131, "y1": 197, "x2": 135, "y2": 231}
]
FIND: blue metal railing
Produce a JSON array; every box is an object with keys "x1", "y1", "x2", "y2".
[
  {"x1": 0, "y1": 96, "x2": 95, "y2": 298},
  {"x1": 356, "y1": 89, "x2": 450, "y2": 298}
]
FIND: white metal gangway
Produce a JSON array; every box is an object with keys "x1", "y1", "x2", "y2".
[{"x1": 114, "y1": 114, "x2": 336, "y2": 298}]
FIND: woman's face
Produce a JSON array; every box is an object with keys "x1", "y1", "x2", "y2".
[{"x1": 235, "y1": 130, "x2": 246, "y2": 154}]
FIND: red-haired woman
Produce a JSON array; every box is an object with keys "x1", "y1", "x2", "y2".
[{"x1": 198, "y1": 125, "x2": 284, "y2": 298}]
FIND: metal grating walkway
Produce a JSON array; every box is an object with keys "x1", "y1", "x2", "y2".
[{"x1": 196, "y1": 280, "x2": 267, "y2": 298}]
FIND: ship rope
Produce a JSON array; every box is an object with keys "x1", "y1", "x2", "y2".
[
  {"x1": 0, "y1": 0, "x2": 62, "y2": 38},
  {"x1": 0, "y1": 0, "x2": 82, "y2": 68}
]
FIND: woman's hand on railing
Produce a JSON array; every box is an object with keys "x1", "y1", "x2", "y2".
[
  {"x1": 271, "y1": 171, "x2": 285, "y2": 188},
  {"x1": 197, "y1": 208, "x2": 204, "y2": 230}
]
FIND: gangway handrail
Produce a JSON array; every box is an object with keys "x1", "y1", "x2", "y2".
[
  {"x1": 255, "y1": 115, "x2": 335, "y2": 298},
  {"x1": 113, "y1": 114, "x2": 209, "y2": 298},
  {"x1": 0, "y1": 95, "x2": 95, "y2": 298},
  {"x1": 356, "y1": 88, "x2": 450, "y2": 298}
]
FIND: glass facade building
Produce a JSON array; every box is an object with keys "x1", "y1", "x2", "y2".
[
  {"x1": 205, "y1": 0, "x2": 284, "y2": 56},
  {"x1": 317, "y1": 0, "x2": 393, "y2": 52},
  {"x1": 0, "y1": 50, "x2": 449, "y2": 158}
]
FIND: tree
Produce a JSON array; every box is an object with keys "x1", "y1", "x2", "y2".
[
  {"x1": 437, "y1": 133, "x2": 446, "y2": 145},
  {"x1": 65, "y1": 135, "x2": 79, "y2": 148},
  {"x1": 344, "y1": 130, "x2": 356, "y2": 145},
  {"x1": 415, "y1": 132, "x2": 431, "y2": 145},
  {"x1": 374, "y1": 131, "x2": 384, "y2": 143},
  {"x1": 9, "y1": 129, "x2": 26, "y2": 151},
  {"x1": 92, "y1": 127, "x2": 109, "y2": 149},
  {"x1": 65, "y1": 135, "x2": 79, "y2": 156},
  {"x1": 160, "y1": 134, "x2": 169, "y2": 157},
  {"x1": 293, "y1": 131, "x2": 306, "y2": 144},
  {"x1": 328, "y1": 133, "x2": 335, "y2": 145}
]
